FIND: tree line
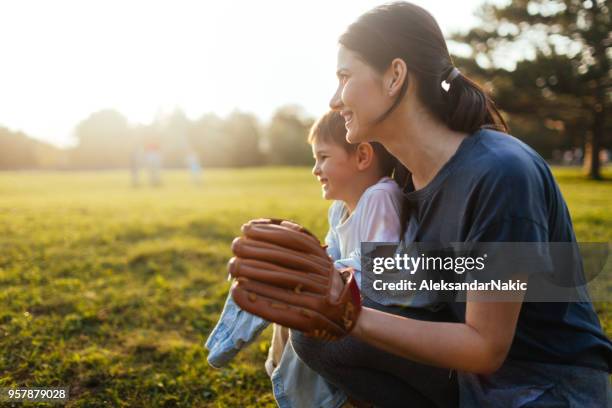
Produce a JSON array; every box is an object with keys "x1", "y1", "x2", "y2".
[{"x1": 0, "y1": 105, "x2": 315, "y2": 170}]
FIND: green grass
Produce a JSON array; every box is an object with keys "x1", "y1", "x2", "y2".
[{"x1": 0, "y1": 166, "x2": 610, "y2": 407}]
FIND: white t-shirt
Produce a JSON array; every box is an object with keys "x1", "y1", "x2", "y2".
[{"x1": 324, "y1": 176, "x2": 403, "y2": 288}]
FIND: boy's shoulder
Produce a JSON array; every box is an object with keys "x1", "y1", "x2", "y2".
[
  {"x1": 361, "y1": 177, "x2": 402, "y2": 201},
  {"x1": 327, "y1": 178, "x2": 402, "y2": 227},
  {"x1": 355, "y1": 177, "x2": 403, "y2": 219}
]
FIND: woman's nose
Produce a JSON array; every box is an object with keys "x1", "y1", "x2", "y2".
[{"x1": 329, "y1": 87, "x2": 342, "y2": 111}]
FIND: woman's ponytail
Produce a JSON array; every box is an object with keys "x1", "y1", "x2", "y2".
[{"x1": 443, "y1": 67, "x2": 508, "y2": 134}]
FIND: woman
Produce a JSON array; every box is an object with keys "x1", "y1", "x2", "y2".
[
  {"x1": 230, "y1": 3, "x2": 612, "y2": 407},
  {"x1": 231, "y1": 2, "x2": 612, "y2": 407}
]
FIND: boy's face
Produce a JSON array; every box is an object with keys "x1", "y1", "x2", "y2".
[{"x1": 311, "y1": 140, "x2": 358, "y2": 201}]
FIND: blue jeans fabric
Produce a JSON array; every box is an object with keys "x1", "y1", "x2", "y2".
[
  {"x1": 205, "y1": 294, "x2": 347, "y2": 408},
  {"x1": 205, "y1": 294, "x2": 268, "y2": 368},
  {"x1": 271, "y1": 335, "x2": 347, "y2": 408},
  {"x1": 459, "y1": 360, "x2": 612, "y2": 407}
]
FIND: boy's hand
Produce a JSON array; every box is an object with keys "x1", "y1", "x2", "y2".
[{"x1": 227, "y1": 218, "x2": 362, "y2": 340}]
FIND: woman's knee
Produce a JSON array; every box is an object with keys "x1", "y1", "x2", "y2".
[
  {"x1": 290, "y1": 330, "x2": 326, "y2": 368},
  {"x1": 290, "y1": 330, "x2": 349, "y2": 375}
]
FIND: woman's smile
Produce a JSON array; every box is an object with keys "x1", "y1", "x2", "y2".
[{"x1": 341, "y1": 110, "x2": 354, "y2": 129}]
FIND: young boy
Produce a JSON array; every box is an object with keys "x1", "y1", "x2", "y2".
[
  {"x1": 310, "y1": 111, "x2": 402, "y2": 289},
  {"x1": 205, "y1": 110, "x2": 403, "y2": 408}
]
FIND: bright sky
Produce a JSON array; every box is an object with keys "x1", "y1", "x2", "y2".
[{"x1": 0, "y1": 0, "x2": 498, "y2": 147}]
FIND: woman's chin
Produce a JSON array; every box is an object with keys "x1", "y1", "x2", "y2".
[
  {"x1": 346, "y1": 128, "x2": 368, "y2": 144},
  {"x1": 345, "y1": 128, "x2": 363, "y2": 144}
]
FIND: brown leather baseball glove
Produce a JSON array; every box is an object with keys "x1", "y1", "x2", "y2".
[{"x1": 228, "y1": 218, "x2": 362, "y2": 340}]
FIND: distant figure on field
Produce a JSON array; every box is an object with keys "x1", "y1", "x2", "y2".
[
  {"x1": 186, "y1": 151, "x2": 202, "y2": 185},
  {"x1": 145, "y1": 142, "x2": 162, "y2": 186}
]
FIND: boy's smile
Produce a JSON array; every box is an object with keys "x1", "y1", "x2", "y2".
[{"x1": 311, "y1": 140, "x2": 358, "y2": 202}]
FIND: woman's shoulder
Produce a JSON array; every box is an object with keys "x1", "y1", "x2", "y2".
[
  {"x1": 465, "y1": 129, "x2": 555, "y2": 191},
  {"x1": 455, "y1": 129, "x2": 565, "y2": 231},
  {"x1": 472, "y1": 129, "x2": 547, "y2": 171}
]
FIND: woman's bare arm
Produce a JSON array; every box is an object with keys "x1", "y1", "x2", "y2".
[{"x1": 351, "y1": 289, "x2": 525, "y2": 374}]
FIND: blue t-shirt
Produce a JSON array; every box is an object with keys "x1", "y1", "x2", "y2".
[{"x1": 402, "y1": 128, "x2": 612, "y2": 372}]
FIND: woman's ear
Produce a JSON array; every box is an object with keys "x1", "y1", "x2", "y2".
[
  {"x1": 355, "y1": 143, "x2": 374, "y2": 171},
  {"x1": 385, "y1": 58, "x2": 408, "y2": 97}
]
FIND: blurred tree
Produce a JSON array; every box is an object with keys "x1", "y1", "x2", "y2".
[
  {"x1": 0, "y1": 128, "x2": 38, "y2": 169},
  {"x1": 451, "y1": 54, "x2": 582, "y2": 158},
  {"x1": 266, "y1": 105, "x2": 314, "y2": 166},
  {"x1": 0, "y1": 127, "x2": 67, "y2": 170},
  {"x1": 222, "y1": 111, "x2": 264, "y2": 167},
  {"x1": 72, "y1": 109, "x2": 132, "y2": 169},
  {"x1": 190, "y1": 113, "x2": 226, "y2": 167},
  {"x1": 32, "y1": 140, "x2": 68, "y2": 169},
  {"x1": 454, "y1": 0, "x2": 611, "y2": 179},
  {"x1": 154, "y1": 109, "x2": 192, "y2": 167}
]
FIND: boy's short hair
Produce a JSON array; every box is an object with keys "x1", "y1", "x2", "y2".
[
  {"x1": 308, "y1": 110, "x2": 357, "y2": 154},
  {"x1": 308, "y1": 110, "x2": 398, "y2": 177}
]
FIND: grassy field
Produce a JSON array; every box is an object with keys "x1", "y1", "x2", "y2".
[{"x1": 0, "y1": 166, "x2": 610, "y2": 407}]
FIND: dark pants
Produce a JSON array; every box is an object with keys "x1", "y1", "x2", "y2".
[{"x1": 290, "y1": 298, "x2": 459, "y2": 408}]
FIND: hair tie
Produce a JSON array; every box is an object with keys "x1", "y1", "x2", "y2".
[{"x1": 445, "y1": 67, "x2": 461, "y2": 83}]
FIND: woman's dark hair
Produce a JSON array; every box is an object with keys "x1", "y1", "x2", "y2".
[
  {"x1": 339, "y1": 1, "x2": 507, "y2": 135},
  {"x1": 339, "y1": 2, "x2": 508, "y2": 234}
]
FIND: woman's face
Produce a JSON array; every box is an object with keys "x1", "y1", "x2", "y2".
[{"x1": 329, "y1": 46, "x2": 389, "y2": 144}]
